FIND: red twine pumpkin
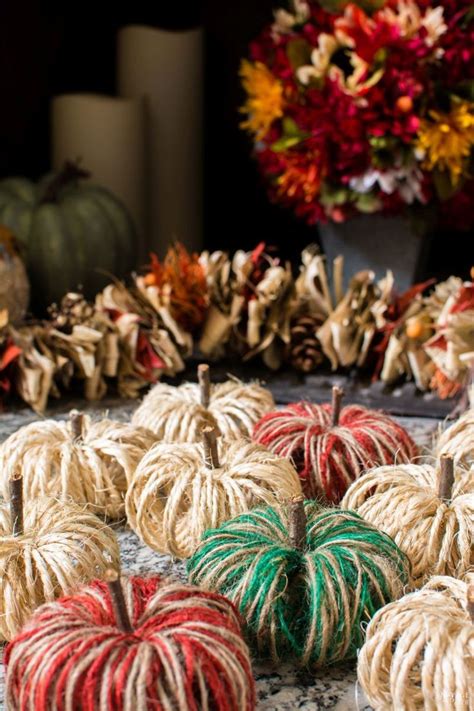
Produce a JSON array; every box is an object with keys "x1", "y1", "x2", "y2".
[
  {"x1": 253, "y1": 389, "x2": 417, "y2": 502},
  {"x1": 5, "y1": 575, "x2": 255, "y2": 711}
]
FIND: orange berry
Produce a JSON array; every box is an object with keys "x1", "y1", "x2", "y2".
[
  {"x1": 470, "y1": 266, "x2": 474, "y2": 281},
  {"x1": 143, "y1": 273, "x2": 157, "y2": 286},
  {"x1": 406, "y1": 320, "x2": 423, "y2": 339},
  {"x1": 396, "y1": 96, "x2": 413, "y2": 113}
]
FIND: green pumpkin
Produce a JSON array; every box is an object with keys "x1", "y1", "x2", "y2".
[{"x1": 0, "y1": 162, "x2": 137, "y2": 311}]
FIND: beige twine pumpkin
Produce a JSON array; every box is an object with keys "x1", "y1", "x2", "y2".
[
  {"x1": 132, "y1": 370, "x2": 275, "y2": 442},
  {"x1": 0, "y1": 491, "x2": 120, "y2": 641},
  {"x1": 435, "y1": 408, "x2": 474, "y2": 469},
  {"x1": 125, "y1": 434, "x2": 302, "y2": 558},
  {"x1": 0, "y1": 412, "x2": 156, "y2": 519},
  {"x1": 358, "y1": 574, "x2": 474, "y2": 711},
  {"x1": 341, "y1": 457, "x2": 473, "y2": 587}
]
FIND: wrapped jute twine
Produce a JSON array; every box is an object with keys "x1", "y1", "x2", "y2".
[
  {"x1": 358, "y1": 574, "x2": 474, "y2": 711},
  {"x1": 0, "y1": 472, "x2": 120, "y2": 641},
  {"x1": 253, "y1": 386, "x2": 418, "y2": 503},
  {"x1": 188, "y1": 498, "x2": 410, "y2": 667},
  {"x1": 435, "y1": 407, "x2": 474, "y2": 469},
  {"x1": 132, "y1": 363, "x2": 275, "y2": 442},
  {"x1": 5, "y1": 569, "x2": 256, "y2": 711},
  {"x1": 0, "y1": 411, "x2": 157, "y2": 519},
  {"x1": 341, "y1": 454, "x2": 473, "y2": 586},
  {"x1": 126, "y1": 426, "x2": 302, "y2": 558}
]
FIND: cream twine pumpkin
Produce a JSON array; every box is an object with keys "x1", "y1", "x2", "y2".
[
  {"x1": 126, "y1": 429, "x2": 302, "y2": 558},
  {"x1": 435, "y1": 408, "x2": 474, "y2": 469},
  {"x1": 0, "y1": 411, "x2": 156, "y2": 519},
  {"x1": 0, "y1": 476, "x2": 120, "y2": 641},
  {"x1": 358, "y1": 574, "x2": 474, "y2": 711},
  {"x1": 341, "y1": 455, "x2": 473, "y2": 587},
  {"x1": 132, "y1": 365, "x2": 275, "y2": 442}
]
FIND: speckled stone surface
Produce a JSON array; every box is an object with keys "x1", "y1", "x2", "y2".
[{"x1": 0, "y1": 397, "x2": 441, "y2": 710}]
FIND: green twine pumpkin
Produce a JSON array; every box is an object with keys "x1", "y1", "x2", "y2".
[
  {"x1": 187, "y1": 500, "x2": 410, "y2": 667},
  {"x1": 0, "y1": 162, "x2": 137, "y2": 311}
]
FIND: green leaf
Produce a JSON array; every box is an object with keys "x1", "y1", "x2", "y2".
[
  {"x1": 354, "y1": 192, "x2": 381, "y2": 213},
  {"x1": 271, "y1": 136, "x2": 304, "y2": 152},
  {"x1": 286, "y1": 39, "x2": 312, "y2": 70},
  {"x1": 320, "y1": 185, "x2": 350, "y2": 207},
  {"x1": 282, "y1": 117, "x2": 302, "y2": 137},
  {"x1": 271, "y1": 117, "x2": 310, "y2": 151}
]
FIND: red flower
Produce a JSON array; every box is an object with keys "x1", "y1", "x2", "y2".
[{"x1": 335, "y1": 4, "x2": 400, "y2": 63}]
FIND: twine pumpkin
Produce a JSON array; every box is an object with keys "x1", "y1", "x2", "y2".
[
  {"x1": 5, "y1": 571, "x2": 256, "y2": 711},
  {"x1": 187, "y1": 498, "x2": 409, "y2": 667},
  {"x1": 126, "y1": 428, "x2": 302, "y2": 558},
  {"x1": 435, "y1": 408, "x2": 474, "y2": 469},
  {"x1": 0, "y1": 411, "x2": 156, "y2": 519},
  {"x1": 253, "y1": 387, "x2": 418, "y2": 502},
  {"x1": 132, "y1": 364, "x2": 275, "y2": 442},
  {"x1": 341, "y1": 454, "x2": 473, "y2": 586},
  {"x1": 358, "y1": 574, "x2": 474, "y2": 711},
  {"x1": 0, "y1": 474, "x2": 120, "y2": 641}
]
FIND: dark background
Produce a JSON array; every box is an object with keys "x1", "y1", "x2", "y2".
[{"x1": 0, "y1": 0, "x2": 469, "y2": 276}]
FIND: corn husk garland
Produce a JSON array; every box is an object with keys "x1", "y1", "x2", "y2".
[
  {"x1": 199, "y1": 243, "x2": 296, "y2": 369},
  {"x1": 0, "y1": 242, "x2": 472, "y2": 412}
]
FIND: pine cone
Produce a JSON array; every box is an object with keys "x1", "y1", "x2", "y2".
[
  {"x1": 287, "y1": 312, "x2": 325, "y2": 373},
  {"x1": 48, "y1": 293, "x2": 95, "y2": 331}
]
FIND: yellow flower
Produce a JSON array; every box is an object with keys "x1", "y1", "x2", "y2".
[
  {"x1": 417, "y1": 102, "x2": 474, "y2": 185},
  {"x1": 240, "y1": 60, "x2": 284, "y2": 140}
]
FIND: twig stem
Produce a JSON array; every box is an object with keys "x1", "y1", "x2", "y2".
[
  {"x1": 331, "y1": 386, "x2": 344, "y2": 427},
  {"x1": 202, "y1": 426, "x2": 220, "y2": 469},
  {"x1": 105, "y1": 569, "x2": 133, "y2": 633},
  {"x1": 288, "y1": 496, "x2": 306, "y2": 550},
  {"x1": 70, "y1": 410, "x2": 84, "y2": 440},
  {"x1": 438, "y1": 454, "x2": 455, "y2": 501},
  {"x1": 9, "y1": 473, "x2": 24, "y2": 537},
  {"x1": 198, "y1": 364, "x2": 211, "y2": 409}
]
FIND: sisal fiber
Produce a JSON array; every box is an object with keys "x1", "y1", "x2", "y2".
[
  {"x1": 435, "y1": 407, "x2": 474, "y2": 469},
  {"x1": 0, "y1": 412, "x2": 156, "y2": 519},
  {"x1": 132, "y1": 378, "x2": 275, "y2": 442},
  {"x1": 0, "y1": 496, "x2": 120, "y2": 641},
  {"x1": 357, "y1": 573, "x2": 474, "y2": 711},
  {"x1": 126, "y1": 438, "x2": 302, "y2": 558},
  {"x1": 253, "y1": 397, "x2": 417, "y2": 502},
  {"x1": 4, "y1": 574, "x2": 256, "y2": 711},
  {"x1": 187, "y1": 500, "x2": 409, "y2": 667},
  {"x1": 341, "y1": 458, "x2": 473, "y2": 586}
]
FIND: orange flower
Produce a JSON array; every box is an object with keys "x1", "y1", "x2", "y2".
[
  {"x1": 146, "y1": 244, "x2": 208, "y2": 332},
  {"x1": 276, "y1": 152, "x2": 323, "y2": 204},
  {"x1": 240, "y1": 60, "x2": 284, "y2": 140}
]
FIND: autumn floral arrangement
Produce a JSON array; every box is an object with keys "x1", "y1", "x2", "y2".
[{"x1": 239, "y1": 0, "x2": 474, "y2": 228}]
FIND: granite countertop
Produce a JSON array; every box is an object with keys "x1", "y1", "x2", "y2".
[{"x1": 0, "y1": 397, "x2": 441, "y2": 710}]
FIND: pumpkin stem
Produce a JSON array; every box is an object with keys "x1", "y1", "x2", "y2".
[
  {"x1": 331, "y1": 386, "x2": 344, "y2": 427},
  {"x1": 438, "y1": 454, "x2": 454, "y2": 501},
  {"x1": 41, "y1": 160, "x2": 91, "y2": 204},
  {"x1": 202, "y1": 426, "x2": 220, "y2": 468},
  {"x1": 288, "y1": 496, "x2": 306, "y2": 550},
  {"x1": 105, "y1": 569, "x2": 134, "y2": 633},
  {"x1": 9, "y1": 471, "x2": 24, "y2": 537}
]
